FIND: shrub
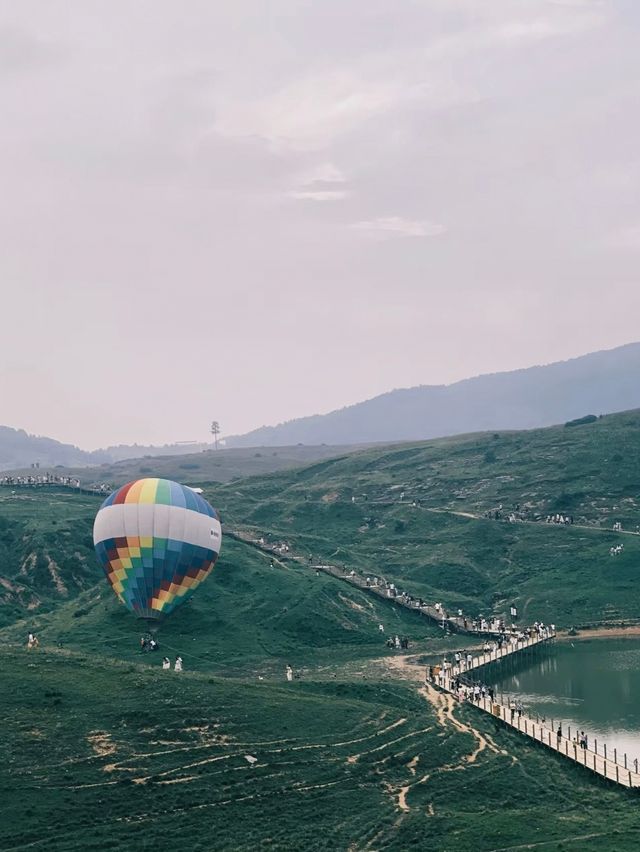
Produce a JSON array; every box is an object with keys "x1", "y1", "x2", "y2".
[{"x1": 564, "y1": 414, "x2": 597, "y2": 428}]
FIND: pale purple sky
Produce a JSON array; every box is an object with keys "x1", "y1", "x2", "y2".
[{"x1": 1, "y1": 0, "x2": 639, "y2": 449}]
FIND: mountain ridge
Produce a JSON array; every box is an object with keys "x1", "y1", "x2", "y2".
[
  {"x1": 226, "y1": 341, "x2": 640, "y2": 446},
  {"x1": 0, "y1": 425, "x2": 212, "y2": 472}
]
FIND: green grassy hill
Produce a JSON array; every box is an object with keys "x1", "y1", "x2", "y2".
[
  {"x1": 2, "y1": 410, "x2": 639, "y2": 632},
  {"x1": 213, "y1": 410, "x2": 640, "y2": 628},
  {"x1": 8, "y1": 537, "x2": 441, "y2": 672},
  {"x1": 0, "y1": 489, "x2": 99, "y2": 628}
]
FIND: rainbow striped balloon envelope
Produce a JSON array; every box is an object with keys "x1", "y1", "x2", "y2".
[{"x1": 93, "y1": 478, "x2": 222, "y2": 620}]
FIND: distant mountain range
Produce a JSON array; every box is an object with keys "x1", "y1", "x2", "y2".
[
  {"x1": 3, "y1": 342, "x2": 639, "y2": 468},
  {"x1": 0, "y1": 427, "x2": 211, "y2": 472},
  {"x1": 226, "y1": 342, "x2": 640, "y2": 447}
]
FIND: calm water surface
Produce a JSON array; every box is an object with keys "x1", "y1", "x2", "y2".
[{"x1": 491, "y1": 638, "x2": 640, "y2": 763}]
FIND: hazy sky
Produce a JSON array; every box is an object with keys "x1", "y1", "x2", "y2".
[{"x1": 2, "y1": 0, "x2": 639, "y2": 449}]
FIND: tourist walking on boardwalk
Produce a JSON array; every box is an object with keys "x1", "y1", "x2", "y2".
[{"x1": 556, "y1": 724, "x2": 562, "y2": 746}]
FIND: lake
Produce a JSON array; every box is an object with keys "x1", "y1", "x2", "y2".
[{"x1": 491, "y1": 637, "x2": 640, "y2": 764}]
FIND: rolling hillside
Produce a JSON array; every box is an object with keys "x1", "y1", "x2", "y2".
[
  {"x1": 3, "y1": 444, "x2": 365, "y2": 489},
  {"x1": 3, "y1": 414, "x2": 640, "y2": 849},
  {"x1": 0, "y1": 489, "x2": 99, "y2": 628},
  {"x1": 215, "y1": 410, "x2": 640, "y2": 629},
  {"x1": 6, "y1": 642, "x2": 640, "y2": 851},
  {"x1": 9, "y1": 536, "x2": 440, "y2": 669},
  {"x1": 228, "y1": 342, "x2": 640, "y2": 447},
  {"x1": 2, "y1": 410, "x2": 639, "y2": 631}
]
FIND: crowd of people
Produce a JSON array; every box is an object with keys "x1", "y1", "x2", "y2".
[
  {"x1": 140, "y1": 636, "x2": 182, "y2": 671},
  {"x1": 140, "y1": 635, "x2": 159, "y2": 653},
  {"x1": 384, "y1": 634, "x2": 410, "y2": 650},
  {"x1": 430, "y1": 651, "x2": 597, "y2": 759},
  {"x1": 1, "y1": 473, "x2": 81, "y2": 487},
  {"x1": 545, "y1": 513, "x2": 574, "y2": 525},
  {"x1": 0, "y1": 473, "x2": 113, "y2": 493}
]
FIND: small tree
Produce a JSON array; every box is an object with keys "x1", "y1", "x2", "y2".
[{"x1": 210, "y1": 421, "x2": 220, "y2": 450}]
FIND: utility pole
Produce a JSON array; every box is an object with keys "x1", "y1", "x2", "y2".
[{"x1": 210, "y1": 421, "x2": 220, "y2": 450}]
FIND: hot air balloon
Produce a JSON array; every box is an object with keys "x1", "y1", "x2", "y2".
[{"x1": 93, "y1": 478, "x2": 222, "y2": 620}]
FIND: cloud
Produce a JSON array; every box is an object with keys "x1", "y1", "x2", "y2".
[
  {"x1": 287, "y1": 161, "x2": 350, "y2": 201},
  {"x1": 351, "y1": 216, "x2": 446, "y2": 238},
  {"x1": 298, "y1": 162, "x2": 347, "y2": 185},
  {"x1": 213, "y1": 68, "x2": 473, "y2": 151},
  {"x1": 214, "y1": 72, "x2": 401, "y2": 151},
  {"x1": 211, "y1": 0, "x2": 604, "y2": 154},
  {"x1": 289, "y1": 189, "x2": 350, "y2": 202}
]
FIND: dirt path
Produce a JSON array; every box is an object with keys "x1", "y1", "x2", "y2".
[
  {"x1": 381, "y1": 654, "x2": 504, "y2": 762},
  {"x1": 421, "y1": 684, "x2": 504, "y2": 763},
  {"x1": 378, "y1": 653, "x2": 507, "y2": 813}
]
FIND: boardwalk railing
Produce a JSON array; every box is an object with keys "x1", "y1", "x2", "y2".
[{"x1": 433, "y1": 633, "x2": 640, "y2": 790}]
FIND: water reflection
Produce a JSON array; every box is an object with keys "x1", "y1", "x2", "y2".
[{"x1": 491, "y1": 638, "x2": 640, "y2": 762}]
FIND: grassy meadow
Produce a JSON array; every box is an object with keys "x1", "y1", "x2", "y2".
[
  {"x1": 5, "y1": 640, "x2": 640, "y2": 851},
  {"x1": 2, "y1": 412, "x2": 640, "y2": 848}
]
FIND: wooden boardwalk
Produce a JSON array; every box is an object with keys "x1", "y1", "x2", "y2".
[
  {"x1": 227, "y1": 528, "x2": 504, "y2": 637},
  {"x1": 436, "y1": 633, "x2": 640, "y2": 790}
]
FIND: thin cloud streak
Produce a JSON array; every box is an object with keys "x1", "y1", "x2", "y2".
[{"x1": 351, "y1": 217, "x2": 447, "y2": 238}]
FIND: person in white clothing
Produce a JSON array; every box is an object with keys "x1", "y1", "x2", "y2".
[{"x1": 174, "y1": 656, "x2": 183, "y2": 672}]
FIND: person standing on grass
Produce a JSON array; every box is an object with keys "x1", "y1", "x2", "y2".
[
  {"x1": 174, "y1": 656, "x2": 183, "y2": 672},
  {"x1": 162, "y1": 657, "x2": 171, "y2": 670},
  {"x1": 286, "y1": 664, "x2": 293, "y2": 682}
]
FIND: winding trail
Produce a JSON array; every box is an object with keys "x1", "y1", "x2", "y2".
[{"x1": 377, "y1": 653, "x2": 506, "y2": 814}]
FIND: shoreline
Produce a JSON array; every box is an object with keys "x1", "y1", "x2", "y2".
[{"x1": 558, "y1": 626, "x2": 640, "y2": 641}]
